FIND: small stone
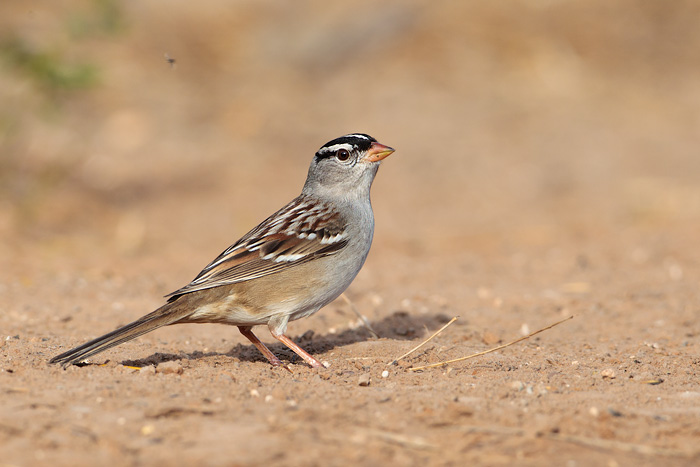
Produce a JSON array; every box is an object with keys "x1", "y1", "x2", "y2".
[
  {"x1": 520, "y1": 323, "x2": 530, "y2": 336},
  {"x1": 510, "y1": 381, "x2": 525, "y2": 391},
  {"x1": 601, "y1": 368, "x2": 616, "y2": 379},
  {"x1": 381, "y1": 370, "x2": 389, "y2": 378},
  {"x1": 156, "y1": 361, "x2": 183, "y2": 375},
  {"x1": 139, "y1": 365, "x2": 156, "y2": 376},
  {"x1": 218, "y1": 373, "x2": 235, "y2": 383},
  {"x1": 369, "y1": 293, "x2": 383, "y2": 307},
  {"x1": 322, "y1": 361, "x2": 331, "y2": 368},
  {"x1": 140, "y1": 424, "x2": 155, "y2": 436},
  {"x1": 250, "y1": 389, "x2": 260, "y2": 398},
  {"x1": 358, "y1": 373, "x2": 371, "y2": 386},
  {"x1": 589, "y1": 406, "x2": 600, "y2": 417},
  {"x1": 264, "y1": 395, "x2": 273, "y2": 403}
]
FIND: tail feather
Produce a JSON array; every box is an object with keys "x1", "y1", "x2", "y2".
[{"x1": 49, "y1": 302, "x2": 189, "y2": 367}]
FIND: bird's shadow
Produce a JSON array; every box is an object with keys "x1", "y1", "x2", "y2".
[{"x1": 121, "y1": 311, "x2": 454, "y2": 368}]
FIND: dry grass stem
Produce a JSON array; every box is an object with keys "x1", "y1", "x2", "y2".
[
  {"x1": 340, "y1": 293, "x2": 379, "y2": 338},
  {"x1": 409, "y1": 315, "x2": 574, "y2": 371},
  {"x1": 388, "y1": 316, "x2": 458, "y2": 366}
]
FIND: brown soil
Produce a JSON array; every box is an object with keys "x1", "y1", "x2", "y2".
[{"x1": 2, "y1": 2, "x2": 700, "y2": 466}]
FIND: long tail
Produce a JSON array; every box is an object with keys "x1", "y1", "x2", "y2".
[{"x1": 49, "y1": 301, "x2": 190, "y2": 367}]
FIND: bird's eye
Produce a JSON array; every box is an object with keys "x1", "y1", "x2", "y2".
[{"x1": 336, "y1": 149, "x2": 351, "y2": 161}]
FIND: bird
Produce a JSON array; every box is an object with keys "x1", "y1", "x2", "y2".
[{"x1": 49, "y1": 133, "x2": 395, "y2": 369}]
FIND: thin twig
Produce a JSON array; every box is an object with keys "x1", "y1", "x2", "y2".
[
  {"x1": 409, "y1": 315, "x2": 574, "y2": 371},
  {"x1": 340, "y1": 293, "x2": 379, "y2": 338},
  {"x1": 388, "y1": 316, "x2": 459, "y2": 366}
]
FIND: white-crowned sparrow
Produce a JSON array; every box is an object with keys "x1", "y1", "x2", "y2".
[{"x1": 50, "y1": 133, "x2": 395, "y2": 369}]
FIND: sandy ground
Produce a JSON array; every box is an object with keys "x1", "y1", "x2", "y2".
[{"x1": 2, "y1": 1, "x2": 700, "y2": 466}]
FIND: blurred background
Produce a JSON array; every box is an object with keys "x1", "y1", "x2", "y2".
[
  {"x1": 3, "y1": 4, "x2": 699, "y2": 463},
  {"x1": 2, "y1": 0, "x2": 700, "y2": 301}
]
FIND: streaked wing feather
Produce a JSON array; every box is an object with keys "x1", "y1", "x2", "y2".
[{"x1": 165, "y1": 196, "x2": 347, "y2": 299}]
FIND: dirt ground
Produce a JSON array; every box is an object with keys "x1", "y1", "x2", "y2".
[{"x1": 2, "y1": 1, "x2": 700, "y2": 466}]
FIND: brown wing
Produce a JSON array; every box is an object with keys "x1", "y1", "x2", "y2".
[{"x1": 165, "y1": 196, "x2": 347, "y2": 299}]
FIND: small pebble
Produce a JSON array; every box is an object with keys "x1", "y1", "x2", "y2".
[
  {"x1": 156, "y1": 361, "x2": 183, "y2": 375},
  {"x1": 250, "y1": 389, "x2": 260, "y2": 398},
  {"x1": 139, "y1": 365, "x2": 156, "y2": 376},
  {"x1": 601, "y1": 368, "x2": 616, "y2": 379},
  {"x1": 381, "y1": 370, "x2": 389, "y2": 378},
  {"x1": 358, "y1": 373, "x2": 371, "y2": 386},
  {"x1": 140, "y1": 424, "x2": 155, "y2": 436},
  {"x1": 369, "y1": 293, "x2": 383, "y2": 306}
]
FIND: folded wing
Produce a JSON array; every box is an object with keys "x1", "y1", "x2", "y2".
[{"x1": 165, "y1": 196, "x2": 348, "y2": 299}]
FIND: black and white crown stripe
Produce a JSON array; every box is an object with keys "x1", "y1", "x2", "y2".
[
  {"x1": 344, "y1": 134, "x2": 372, "y2": 140},
  {"x1": 317, "y1": 143, "x2": 356, "y2": 156},
  {"x1": 315, "y1": 133, "x2": 377, "y2": 158}
]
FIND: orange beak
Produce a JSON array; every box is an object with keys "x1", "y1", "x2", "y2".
[{"x1": 363, "y1": 142, "x2": 395, "y2": 162}]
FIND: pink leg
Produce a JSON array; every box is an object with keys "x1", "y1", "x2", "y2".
[
  {"x1": 238, "y1": 326, "x2": 282, "y2": 367},
  {"x1": 269, "y1": 329, "x2": 323, "y2": 368}
]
